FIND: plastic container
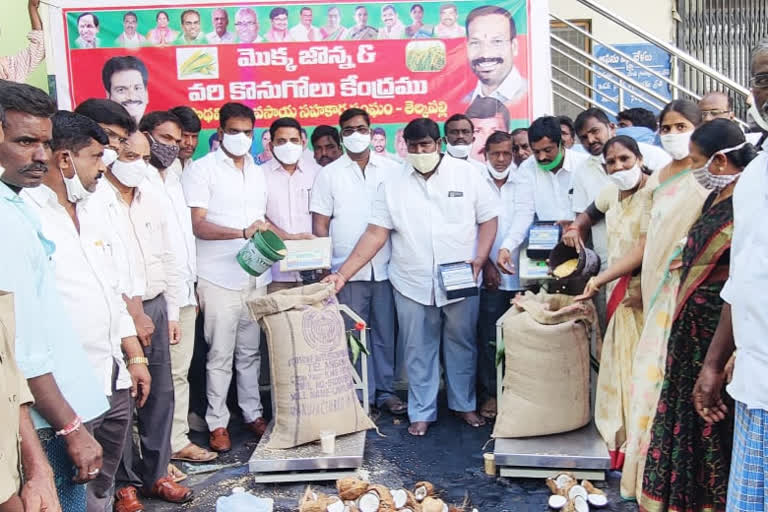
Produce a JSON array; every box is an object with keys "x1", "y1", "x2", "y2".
[
  {"x1": 546, "y1": 242, "x2": 601, "y2": 295},
  {"x1": 216, "y1": 487, "x2": 274, "y2": 512},
  {"x1": 236, "y1": 230, "x2": 286, "y2": 277}
]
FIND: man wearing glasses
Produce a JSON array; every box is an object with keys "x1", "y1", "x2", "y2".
[
  {"x1": 698, "y1": 90, "x2": 764, "y2": 145},
  {"x1": 310, "y1": 108, "x2": 407, "y2": 419},
  {"x1": 235, "y1": 8, "x2": 263, "y2": 43},
  {"x1": 463, "y1": 6, "x2": 527, "y2": 118}
]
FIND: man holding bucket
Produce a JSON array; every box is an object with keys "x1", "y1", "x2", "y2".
[{"x1": 181, "y1": 102, "x2": 270, "y2": 452}]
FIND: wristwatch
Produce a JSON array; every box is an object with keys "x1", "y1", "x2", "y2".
[{"x1": 126, "y1": 357, "x2": 149, "y2": 366}]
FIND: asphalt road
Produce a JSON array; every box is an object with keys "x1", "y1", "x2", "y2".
[{"x1": 142, "y1": 393, "x2": 639, "y2": 512}]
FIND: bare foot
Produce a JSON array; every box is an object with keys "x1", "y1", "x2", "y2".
[
  {"x1": 480, "y1": 398, "x2": 497, "y2": 419},
  {"x1": 408, "y1": 421, "x2": 429, "y2": 436},
  {"x1": 458, "y1": 411, "x2": 486, "y2": 427}
]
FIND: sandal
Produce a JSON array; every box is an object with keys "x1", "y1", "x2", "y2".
[
  {"x1": 381, "y1": 396, "x2": 408, "y2": 416},
  {"x1": 171, "y1": 442, "x2": 218, "y2": 463},
  {"x1": 167, "y1": 463, "x2": 187, "y2": 483}
]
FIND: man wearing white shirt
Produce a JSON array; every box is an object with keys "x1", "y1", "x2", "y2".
[
  {"x1": 139, "y1": 111, "x2": 215, "y2": 464},
  {"x1": 572, "y1": 108, "x2": 672, "y2": 263},
  {"x1": 325, "y1": 118, "x2": 500, "y2": 436},
  {"x1": 182, "y1": 102, "x2": 270, "y2": 452},
  {"x1": 22, "y1": 111, "x2": 151, "y2": 512},
  {"x1": 693, "y1": 45, "x2": 768, "y2": 509},
  {"x1": 477, "y1": 131, "x2": 534, "y2": 419},
  {"x1": 105, "y1": 131, "x2": 192, "y2": 505},
  {"x1": 519, "y1": 116, "x2": 590, "y2": 224},
  {"x1": 289, "y1": 7, "x2": 322, "y2": 41},
  {"x1": 311, "y1": 108, "x2": 406, "y2": 416},
  {"x1": 263, "y1": 117, "x2": 317, "y2": 292},
  {"x1": 206, "y1": 8, "x2": 235, "y2": 44},
  {"x1": 169, "y1": 105, "x2": 202, "y2": 170}
]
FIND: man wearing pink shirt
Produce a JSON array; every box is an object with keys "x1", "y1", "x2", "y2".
[{"x1": 263, "y1": 117, "x2": 318, "y2": 292}]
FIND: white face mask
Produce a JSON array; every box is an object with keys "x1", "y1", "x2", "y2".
[
  {"x1": 102, "y1": 147, "x2": 118, "y2": 167},
  {"x1": 660, "y1": 131, "x2": 693, "y2": 160},
  {"x1": 607, "y1": 163, "x2": 642, "y2": 191},
  {"x1": 748, "y1": 94, "x2": 768, "y2": 132},
  {"x1": 222, "y1": 132, "x2": 252, "y2": 157},
  {"x1": 446, "y1": 143, "x2": 471, "y2": 159},
  {"x1": 273, "y1": 141, "x2": 303, "y2": 165},
  {"x1": 342, "y1": 132, "x2": 371, "y2": 153},
  {"x1": 692, "y1": 142, "x2": 745, "y2": 191},
  {"x1": 406, "y1": 151, "x2": 441, "y2": 174},
  {"x1": 485, "y1": 160, "x2": 513, "y2": 180},
  {"x1": 111, "y1": 158, "x2": 148, "y2": 187},
  {"x1": 60, "y1": 155, "x2": 93, "y2": 203}
]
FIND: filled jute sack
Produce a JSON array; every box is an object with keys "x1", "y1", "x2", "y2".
[
  {"x1": 247, "y1": 282, "x2": 374, "y2": 449},
  {"x1": 492, "y1": 290, "x2": 597, "y2": 438}
]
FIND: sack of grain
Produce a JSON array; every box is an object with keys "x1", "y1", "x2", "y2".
[
  {"x1": 492, "y1": 290, "x2": 596, "y2": 438},
  {"x1": 247, "y1": 283, "x2": 374, "y2": 449}
]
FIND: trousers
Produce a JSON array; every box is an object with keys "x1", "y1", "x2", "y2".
[
  {"x1": 169, "y1": 304, "x2": 197, "y2": 453},
  {"x1": 85, "y1": 384, "x2": 131, "y2": 512},
  {"x1": 197, "y1": 278, "x2": 266, "y2": 430},
  {"x1": 393, "y1": 289, "x2": 479, "y2": 422},
  {"x1": 338, "y1": 280, "x2": 398, "y2": 408},
  {"x1": 116, "y1": 294, "x2": 174, "y2": 489}
]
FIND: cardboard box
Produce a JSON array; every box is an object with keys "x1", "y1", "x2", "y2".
[{"x1": 279, "y1": 237, "x2": 332, "y2": 272}]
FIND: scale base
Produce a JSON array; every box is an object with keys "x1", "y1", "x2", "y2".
[
  {"x1": 494, "y1": 423, "x2": 609, "y2": 481},
  {"x1": 248, "y1": 422, "x2": 366, "y2": 483}
]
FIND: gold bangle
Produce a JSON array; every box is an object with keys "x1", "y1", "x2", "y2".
[{"x1": 126, "y1": 357, "x2": 149, "y2": 366}]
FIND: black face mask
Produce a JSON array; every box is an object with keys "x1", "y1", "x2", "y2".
[{"x1": 148, "y1": 135, "x2": 180, "y2": 169}]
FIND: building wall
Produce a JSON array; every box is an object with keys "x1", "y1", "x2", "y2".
[
  {"x1": 0, "y1": 3, "x2": 50, "y2": 91},
  {"x1": 549, "y1": 0, "x2": 676, "y2": 45}
]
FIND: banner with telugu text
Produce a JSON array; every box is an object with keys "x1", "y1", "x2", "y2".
[{"x1": 57, "y1": 0, "x2": 534, "y2": 158}]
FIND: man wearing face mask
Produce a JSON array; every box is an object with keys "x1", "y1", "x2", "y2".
[
  {"x1": 104, "y1": 130, "x2": 192, "y2": 507},
  {"x1": 476, "y1": 131, "x2": 533, "y2": 420},
  {"x1": 139, "y1": 111, "x2": 215, "y2": 466},
  {"x1": 22, "y1": 111, "x2": 152, "y2": 512},
  {"x1": 74, "y1": 99, "x2": 135, "y2": 169},
  {"x1": 311, "y1": 108, "x2": 406, "y2": 418},
  {"x1": 182, "y1": 102, "x2": 271, "y2": 452},
  {"x1": 571, "y1": 108, "x2": 671, "y2": 264},
  {"x1": 324, "y1": 118, "x2": 500, "y2": 436},
  {"x1": 443, "y1": 113, "x2": 485, "y2": 173},
  {"x1": 262, "y1": 117, "x2": 318, "y2": 292}
]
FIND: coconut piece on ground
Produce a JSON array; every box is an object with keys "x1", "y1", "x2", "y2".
[
  {"x1": 581, "y1": 480, "x2": 606, "y2": 496},
  {"x1": 413, "y1": 482, "x2": 435, "y2": 502},
  {"x1": 548, "y1": 495, "x2": 567, "y2": 510},
  {"x1": 367, "y1": 484, "x2": 395, "y2": 512},
  {"x1": 327, "y1": 497, "x2": 345, "y2": 512},
  {"x1": 588, "y1": 494, "x2": 608, "y2": 508},
  {"x1": 567, "y1": 485, "x2": 587, "y2": 501},
  {"x1": 338, "y1": 478, "x2": 370, "y2": 501},
  {"x1": 358, "y1": 492, "x2": 381, "y2": 512},
  {"x1": 573, "y1": 496, "x2": 589, "y2": 512},
  {"x1": 421, "y1": 497, "x2": 447, "y2": 512}
]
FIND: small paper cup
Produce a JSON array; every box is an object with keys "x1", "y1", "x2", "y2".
[
  {"x1": 483, "y1": 452, "x2": 496, "y2": 476},
  {"x1": 320, "y1": 430, "x2": 336, "y2": 454}
]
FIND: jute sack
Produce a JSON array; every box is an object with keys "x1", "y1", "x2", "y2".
[
  {"x1": 492, "y1": 290, "x2": 596, "y2": 438},
  {"x1": 247, "y1": 283, "x2": 374, "y2": 449}
]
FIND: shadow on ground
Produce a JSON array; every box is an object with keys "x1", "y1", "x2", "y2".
[{"x1": 144, "y1": 394, "x2": 639, "y2": 512}]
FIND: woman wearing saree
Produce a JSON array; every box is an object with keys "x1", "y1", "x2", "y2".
[
  {"x1": 563, "y1": 136, "x2": 654, "y2": 471},
  {"x1": 321, "y1": 7, "x2": 349, "y2": 41},
  {"x1": 639, "y1": 120, "x2": 757, "y2": 512},
  {"x1": 146, "y1": 11, "x2": 178, "y2": 47},
  {"x1": 621, "y1": 99, "x2": 711, "y2": 499}
]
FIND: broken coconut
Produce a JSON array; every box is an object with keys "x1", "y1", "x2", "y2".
[
  {"x1": 421, "y1": 497, "x2": 448, "y2": 512},
  {"x1": 358, "y1": 492, "x2": 380, "y2": 512},
  {"x1": 413, "y1": 482, "x2": 435, "y2": 502},
  {"x1": 391, "y1": 489, "x2": 421, "y2": 511},
  {"x1": 338, "y1": 478, "x2": 370, "y2": 501},
  {"x1": 367, "y1": 484, "x2": 396, "y2": 512},
  {"x1": 572, "y1": 495, "x2": 589, "y2": 512},
  {"x1": 581, "y1": 480, "x2": 605, "y2": 496},
  {"x1": 567, "y1": 485, "x2": 587, "y2": 501},
  {"x1": 588, "y1": 494, "x2": 608, "y2": 508},
  {"x1": 548, "y1": 495, "x2": 567, "y2": 510},
  {"x1": 327, "y1": 497, "x2": 345, "y2": 512}
]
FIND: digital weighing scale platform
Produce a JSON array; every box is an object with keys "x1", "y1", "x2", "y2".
[
  {"x1": 493, "y1": 222, "x2": 610, "y2": 480},
  {"x1": 248, "y1": 304, "x2": 370, "y2": 483}
]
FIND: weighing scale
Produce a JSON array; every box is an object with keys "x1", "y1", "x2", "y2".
[
  {"x1": 493, "y1": 222, "x2": 610, "y2": 480},
  {"x1": 248, "y1": 304, "x2": 370, "y2": 483}
]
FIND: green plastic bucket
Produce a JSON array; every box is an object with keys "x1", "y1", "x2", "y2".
[{"x1": 236, "y1": 230, "x2": 286, "y2": 277}]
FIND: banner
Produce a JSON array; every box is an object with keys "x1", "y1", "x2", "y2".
[{"x1": 50, "y1": 0, "x2": 551, "y2": 159}]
